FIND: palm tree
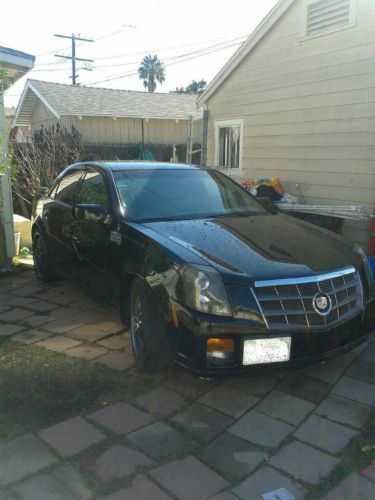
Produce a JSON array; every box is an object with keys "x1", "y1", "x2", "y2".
[{"x1": 138, "y1": 55, "x2": 165, "y2": 93}]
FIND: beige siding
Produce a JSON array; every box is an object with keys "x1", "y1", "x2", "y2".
[
  {"x1": 206, "y1": 0, "x2": 375, "y2": 246},
  {"x1": 29, "y1": 105, "x2": 201, "y2": 146}
]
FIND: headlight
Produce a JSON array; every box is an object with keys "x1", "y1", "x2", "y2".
[
  {"x1": 353, "y1": 244, "x2": 374, "y2": 289},
  {"x1": 178, "y1": 264, "x2": 232, "y2": 316}
]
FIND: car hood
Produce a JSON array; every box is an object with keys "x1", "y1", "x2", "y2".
[{"x1": 143, "y1": 214, "x2": 360, "y2": 282}]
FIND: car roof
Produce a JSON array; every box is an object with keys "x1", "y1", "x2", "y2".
[{"x1": 75, "y1": 161, "x2": 202, "y2": 171}]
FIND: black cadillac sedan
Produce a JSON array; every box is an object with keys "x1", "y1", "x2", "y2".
[{"x1": 32, "y1": 162, "x2": 375, "y2": 375}]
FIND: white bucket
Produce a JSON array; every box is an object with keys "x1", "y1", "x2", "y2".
[{"x1": 14, "y1": 232, "x2": 21, "y2": 256}]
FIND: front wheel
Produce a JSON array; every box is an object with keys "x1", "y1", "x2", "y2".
[
  {"x1": 130, "y1": 278, "x2": 173, "y2": 373},
  {"x1": 32, "y1": 228, "x2": 58, "y2": 282}
]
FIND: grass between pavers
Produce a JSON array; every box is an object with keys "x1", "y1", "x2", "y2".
[
  {"x1": 0, "y1": 338, "x2": 160, "y2": 441},
  {"x1": 306, "y1": 410, "x2": 375, "y2": 499}
]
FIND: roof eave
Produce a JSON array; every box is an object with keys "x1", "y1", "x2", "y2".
[
  {"x1": 197, "y1": 0, "x2": 295, "y2": 107},
  {"x1": 0, "y1": 46, "x2": 35, "y2": 84},
  {"x1": 12, "y1": 80, "x2": 60, "y2": 128}
]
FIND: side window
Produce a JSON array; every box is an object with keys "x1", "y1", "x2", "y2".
[
  {"x1": 55, "y1": 171, "x2": 82, "y2": 205},
  {"x1": 76, "y1": 171, "x2": 109, "y2": 209},
  {"x1": 215, "y1": 119, "x2": 243, "y2": 169}
]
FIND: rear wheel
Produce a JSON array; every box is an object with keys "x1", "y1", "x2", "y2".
[
  {"x1": 32, "y1": 229, "x2": 57, "y2": 282},
  {"x1": 130, "y1": 278, "x2": 172, "y2": 373}
]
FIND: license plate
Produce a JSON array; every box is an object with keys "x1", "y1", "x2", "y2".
[{"x1": 243, "y1": 337, "x2": 291, "y2": 365}]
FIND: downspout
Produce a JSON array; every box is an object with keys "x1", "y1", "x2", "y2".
[{"x1": 200, "y1": 109, "x2": 208, "y2": 167}]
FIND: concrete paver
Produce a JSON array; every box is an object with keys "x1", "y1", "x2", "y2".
[
  {"x1": 269, "y1": 440, "x2": 340, "y2": 485},
  {"x1": 134, "y1": 386, "x2": 187, "y2": 417},
  {"x1": 199, "y1": 384, "x2": 259, "y2": 419},
  {"x1": 150, "y1": 456, "x2": 228, "y2": 500},
  {"x1": 88, "y1": 402, "x2": 154, "y2": 434},
  {"x1": 38, "y1": 416, "x2": 105, "y2": 457},
  {"x1": 127, "y1": 421, "x2": 196, "y2": 460},
  {"x1": 171, "y1": 403, "x2": 234, "y2": 443},
  {"x1": 0, "y1": 434, "x2": 58, "y2": 485},
  {"x1": 19, "y1": 314, "x2": 55, "y2": 328},
  {"x1": 65, "y1": 344, "x2": 107, "y2": 360},
  {"x1": 101, "y1": 474, "x2": 172, "y2": 499},
  {"x1": 93, "y1": 351, "x2": 134, "y2": 371},
  {"x1": 51, "y1": 464, "x2": 93, "y2": 500},
  {"x1": 359, "y1": 343, "x2": 375, "y2": 365},
  {"x1": 255, "y1": 389, "x2": 315, "y2": 425},
  {"x1": 276, "y1": 372, "x2": 331, "y2": 404},
  {"x1": 225, "y1": 374, "x2": 279, "y2": 397},
  {"x1": 90, "y1": 444, "x2": 152, "y2": 482},
  {"x1": 323, "y1": 473, "x2": 375, "y2": 499},
  {"x1": 361, "y1": 462, "x2": 375, "y2": 483},
  {"x1": 229, "y1": 410, "x2": 294, "y2": 448},
  {"x1": 294, "y1": 414, "x2": 358, "y2": 453},
  {"x1": 315, "y1": 394, "x2": 373, "y2": 429},
  {"x1": 0, "y1": 323, "x2": 26, "y2": 336},
  {"x1": 346, "y1": 360, "x2": 375, "y2": 385},
  {"x1": 232, "y1": 466, "x2": 305, "y2": 500},
  {"x1": 299, "y1": 362, "x2": 344, "y2": 384},
  {"x1": 164, "y1": 370, "x2": 218, "y2": 398},
  {"x1": 36, "y1": 335, "x2": 81, "y2": 352},
  {"x1": 197, "y1": 432, "x2": 268, "y2": 482},
  {"x1": 12, "y1": 329, "x2": 52, "y2": 344},
  {"x1": 44, "y1": 318, "x2": 84, "y2": 334},
  {"x1": 66, "y1": 324, "x2": 110, "y2": 342},
  {"x1": 12, "y1": 473, "x2": 76, "y2": 500},
  {"x1": 97, "y1": 334, "x2": 131, "y2": 350},
  {"x1": 332, "y1": 376, "x2": 375, "y2": 406},
  {"x1": 1, "y1": 271, "x2": 373, "y2": 499},
  {"x1": 27, "y1": 301, "x2": 59, "y2": 313}
]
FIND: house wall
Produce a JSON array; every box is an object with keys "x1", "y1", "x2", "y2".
[
  {"x1": 29, "y1": 102, "x2": 201, "y2": 148},
  {"x1": 205, "y1": 0, "x2": 375, "y2": 246}
]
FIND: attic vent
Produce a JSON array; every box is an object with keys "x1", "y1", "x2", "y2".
[{"x1": 306, "y1": 0, "x2": 352, "y2": 37}]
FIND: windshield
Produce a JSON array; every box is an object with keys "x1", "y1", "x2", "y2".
[{"x1": 113, "y1": 169, "x2": 269, "y2": 222}]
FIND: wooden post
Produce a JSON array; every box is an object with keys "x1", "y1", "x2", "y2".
[
  {"x1": 200, "y1": 109, "x2": 208, "y2": 167},
  {"x1": 0, "y1": 91, "x2": 15, "y2": 268},
  {"x1": 186, "y1": 115, "x2": 193, "y2": 164}
]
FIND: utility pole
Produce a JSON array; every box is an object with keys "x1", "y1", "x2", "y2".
[{"x1": 54, "y1": 33, "x2": 94, "y2": 85}]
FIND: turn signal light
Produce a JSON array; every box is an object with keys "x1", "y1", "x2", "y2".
[
  {"x1": 207, "y1": 338, "x2": 235, "y2": 367},
  {"x1": 207, "y1": 338, "x2": 234, "y2": 352}
]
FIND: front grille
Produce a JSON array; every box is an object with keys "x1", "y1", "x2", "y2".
[{"x1": 252, "y1": 267, "x2": 364, "y2": 330}]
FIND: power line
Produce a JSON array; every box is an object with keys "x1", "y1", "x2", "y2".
[
  {"x1": 34, "y1": 33, "x2": 248, "y2": 68},
  {"x1": 85, "y1": 39, "x2": 244, "y2": 86},
  {"x1": 31, "y1": 35, "x2": 247, "y2": 73},
  {"x1": 54, "y1": 33, "x2": 94, "y2": 85},
  {"x1": 37, "y1": 25, "x2": 135, "y2": 57}
]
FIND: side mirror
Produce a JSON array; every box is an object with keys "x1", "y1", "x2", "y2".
[{"x1": 74, "y1": 203, "x2": 107, "y2": 222}]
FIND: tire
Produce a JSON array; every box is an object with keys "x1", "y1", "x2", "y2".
[
  {"x1": 32, "y1": 228, "x2": 58, "y2": 282},
  {"x1": 130, "y1": 278, "x2": 173, "y2": 373}
]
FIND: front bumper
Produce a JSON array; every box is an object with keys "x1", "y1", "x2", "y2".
[{"x1": 173, "y1": 295, "x2": 375, "y2": 377}]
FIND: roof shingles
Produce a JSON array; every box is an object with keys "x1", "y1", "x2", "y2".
[{"x1": 28, "y1": 80, "x2": 201, "y2": 120}]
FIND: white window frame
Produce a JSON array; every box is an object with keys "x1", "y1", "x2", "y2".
[
  {"x1": 301, "y1": 0, "x2": 357, "y2": 40},
  {"x1": 214, "y1": 119, "x2": 244, "y2": 170}
]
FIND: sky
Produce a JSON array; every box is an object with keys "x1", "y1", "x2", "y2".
[{"x1": 3, "y1": 0, "x2": 278, "y2": 108}]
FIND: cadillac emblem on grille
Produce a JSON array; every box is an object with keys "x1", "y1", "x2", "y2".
[{"x1": 312, "y1": 292, "x2": 332, "y2": 316}]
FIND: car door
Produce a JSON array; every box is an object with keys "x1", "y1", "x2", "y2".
[
  {"x1": 68, "y1": 168, "x2": 112, "y2": 299},
  {"x1": 43, "y1": 169, "x2": 83, "y2": 265}
]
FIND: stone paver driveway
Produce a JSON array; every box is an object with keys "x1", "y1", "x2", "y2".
[{"x1": 0, "y1": 271, "x2": 374, "y2": 499}]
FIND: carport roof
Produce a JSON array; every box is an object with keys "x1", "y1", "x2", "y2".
[{"x1": 13, "y1": 79, "x2": 201, "y2": 127}]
